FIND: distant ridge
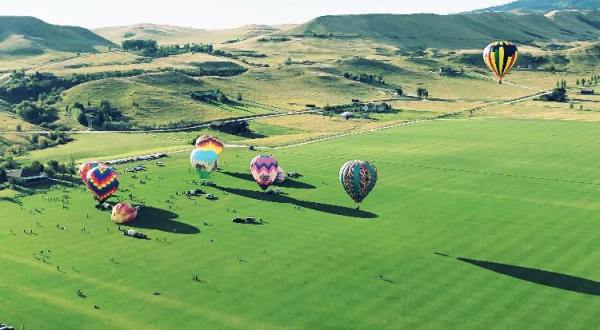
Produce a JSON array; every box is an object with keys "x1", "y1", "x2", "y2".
[
  {"x1": 289, "y1": 11, "x2": 600, "y2": 49},
  {"x1": 94, "y1": 23, "x2": 290, "y2": 45},
  {"x1": 0, "y1": 16, "x2": 116, "y2": 55},
  {"x1": 474, "y1": 0, "x2": 600, "y2": 12}
]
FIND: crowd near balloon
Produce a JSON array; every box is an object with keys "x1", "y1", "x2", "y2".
[{"x1": 77, "y1": 133, "x2": 382, "y2": 227}]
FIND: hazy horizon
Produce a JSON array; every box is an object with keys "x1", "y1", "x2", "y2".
[{"x1": 3, "y1": 0, "x2": 514, "y2": 29}]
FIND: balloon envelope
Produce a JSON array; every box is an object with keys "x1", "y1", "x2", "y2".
[
  {"x1": 250, "y1": 155, "x2": 279, "y2": 190},
  {"x1": 339, "y1": 160, "x2": 378, "y2": 204},
  {"x1": 79, "y1": 161, "x2": 101, "y2": 185},
  {"x1": 86, "y1": 164, "x2": 119, "y2": 202},
  {"x1": 195, "y1": 135, "x2": 224, "y2": 155},
  {"x1": 483, "y1": 41, "x2": 518, "y2": 82},
  {"x1": 275, "y1": 166, "x2": 286, "y2": 183},
  {"x1": 111, "y1": 202, "x2": 138, "y2": 224},
  {"x1": 190, "y1": 149, "x2": 218, "y2": 179}
]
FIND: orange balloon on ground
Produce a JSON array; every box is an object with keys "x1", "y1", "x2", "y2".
[{"x1": 111, "y1": 202, "x2": 138, "y2": 224}]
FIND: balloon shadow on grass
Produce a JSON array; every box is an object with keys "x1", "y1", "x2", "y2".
[
  {"x1": 450, "y1": 255, "x2": 600, "y2": 296},
  {"x1": 126, "y1": 206, "x2": 200, "y2": 234},
  {"x1": 221, "y1": 171, "x2": 316, "y2": 189},
  {"x1": 216, "y1": 185, "x2": 377, "y2": 219}
]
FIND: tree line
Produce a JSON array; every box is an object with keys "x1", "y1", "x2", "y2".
[
  {"x1": 343, "y1": 72, "x2": 386, "y2": 85},
  {"x1": 122, "y1": 39, "x2": 244, "y2": 59},
  {"x1": 0, "y1": 157, "x2": 77, "y2": 185},
  {"x1": 576, "y1": 75, "x2": 599, "y2": 87}
]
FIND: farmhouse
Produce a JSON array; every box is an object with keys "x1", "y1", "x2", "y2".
[
  {"x1": 579, "y1": 89, "x2": 595, "y2": 95},
  {"x1": 7, "y1": 168, "x2": 48, "y2": 185}
]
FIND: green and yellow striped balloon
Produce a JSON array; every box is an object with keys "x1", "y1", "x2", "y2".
[{"x1": 483, "y1": 41, "x2": 519, "y2": 83}]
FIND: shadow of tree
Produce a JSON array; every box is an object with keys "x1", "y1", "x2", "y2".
[
  {"x1": 457, "y1": 257, "x2": 600, "y2": 296},
  {"x1": 126, "y1": 206, "x2": 200, "y2": 234},
  {"x1": 215, "y1": 185, "x2": 377, "y2": 219},
  {"x1": 221, "y1": 171, "x2": 316, "y2": 189}
]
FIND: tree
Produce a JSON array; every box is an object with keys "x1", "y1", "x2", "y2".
[
  {"x1": 15, "y1": 124, "x2": 21, "y2": 131},
  {"x1": 67, "y1": 157, "x2": 77, "y2": 177},
  {"x1": 47, "y1": 160, "x2": 60, "y2": 173},
  {"x1": 416, "y1": 87, "x2": 429, "y2": 99},
  {"x1": 14, "y1": 101, "x2": 58, "y2": 124},
  {"x1": 236, "y1": 93, "x2": 243, "y2": 101},
  {"x1": 0, "y1": 168, "x2": 7, "y2": 183},
  {"x1": 2, "y1": 156, "x2": 17, "y2": 169},
  {"x1": 217, "y1": 92, "x2": 228, "y2": 103},
  {"x1": 284, "y1": 57, "x2": 293, "y2": 65},
  {"x1": 43, "y1": 166, "x2": 56, "y2": 178},
  {"x1": 26, "y1": 161, "x2": 44, "y2": 174},
  {"x1": 57, "y1": 163, "x2": 67, "y2": 177}
]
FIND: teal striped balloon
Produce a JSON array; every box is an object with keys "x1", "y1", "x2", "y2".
[{"x1": 339, "y1": 160, "x2": 378, "y2": 204}]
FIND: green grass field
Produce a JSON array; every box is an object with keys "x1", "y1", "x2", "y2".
[{"x1": 2, "y1": 118, "x2": 600, "y2": 329}]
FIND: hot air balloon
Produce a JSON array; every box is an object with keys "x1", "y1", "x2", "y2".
[
  {"x1": 250, "y1": 155, "x2": 279, "y2": 190},
  {"x1": 86, "y1": 164, "x2": 119, "y2": 202},
  {"x1": 195, "y1": 135, "x2": 224, "y2": 155},
  {"x1": 275, "y1": 166, "x2": 286, "y2": 183},
  {"x1": 339, "y1": 160, "x2": 378, "y2": 208},
  {"x1": 483, "y1": 41, "x2": 518, "y2": 84},
  {"x1": 79, "y1": 160, "x2": 101, "y2": 186},
  {"x1": 190, "y1": 149, "x2": 218, "y2": 179},
  {"x1": 111, "y1": 202, "x2": 138, "y2": 224}
]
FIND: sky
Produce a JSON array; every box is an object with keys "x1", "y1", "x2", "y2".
[{"x1": 2, "y1": 0, "x2": 515, "y2": 29}]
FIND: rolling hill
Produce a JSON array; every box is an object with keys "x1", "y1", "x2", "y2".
[
  {"x1": 0, "y1": 16, "x2": 116, "y2": 55},
  {"x1": 475, "y1": 0, "x2": 600, "y2": 12},
  {"x1": 94, "y1": 23, "x2": 289, "y2": 45},
  {"x1": 289, "y1": 11, "x2": 600, "y2": 49}
]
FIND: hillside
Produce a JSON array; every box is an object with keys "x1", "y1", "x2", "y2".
[
  {"x1": 475, "y1": 0, "x2": 600, "y2": 12},
  {"x1": 0, "y1": 16, "x2": 116, "y2": 55},
  {"x1": 94, "y1": 23, "x2": 288, "y2": 45},
  {"x1": 289, "y1": 11, "x2": 600, "y2": 49}
]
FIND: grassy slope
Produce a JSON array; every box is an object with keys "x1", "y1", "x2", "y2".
[
  {"x1": 94, "y1": 24, "x2": 284, "y2": 45},
  {"x1": 0, "y1": 16, "x2": 115, "y2": 54},
  {"x1": 1, "y1": 118, "x2": 600, "y2": 329},
  {"x1": 57, "y1": 71, "x2": 271, "y2": 128},
  {"x1": 39, "y1": 52, "x2": 244, "y2": 76},
  {"x1": 289, "y1": 11, "x2": 600, "y2": 49},
  {"x1": 475, "y1": 0, "x2": 600, "y2": 12}
]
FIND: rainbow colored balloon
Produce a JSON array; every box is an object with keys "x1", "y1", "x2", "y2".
[
  {"x1": 79, "y1": 160, "x2": 101, "y2": 186},
  {"x1": 250, "y1": 155, "x2": 279, "y2": 190},
  {"x1": 111, "y1": 202, "x2": 138, "y2": 224},
  {"x1": 339, "y1": 160, "x2": 378, "y2": 205},
  {"x1": 190, "y1": 149, "x2": 218, "y2": 179},
  {"x1": 275, "y1": 166, "x2": 286, "y2": 183},
  {"x1": 86, "y1": 164, "x2": 119, "y2": 202},
  {"x1": 195, "y1": 135, "x2": 224, "y2": 155}
]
